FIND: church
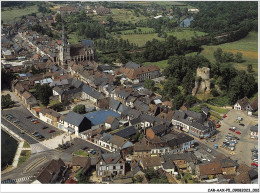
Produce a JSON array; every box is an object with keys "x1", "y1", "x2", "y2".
[{"x1": 58, "y1": 25, "x2": 96, "y2": 67}]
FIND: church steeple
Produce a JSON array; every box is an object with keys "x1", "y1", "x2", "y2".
[{"x1": 62, "y1": 23, "x2": 67, "y2": 46}]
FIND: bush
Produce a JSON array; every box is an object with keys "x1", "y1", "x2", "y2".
[{"x1": 73, "y1": 104, "x2": 86, "y2": 114}]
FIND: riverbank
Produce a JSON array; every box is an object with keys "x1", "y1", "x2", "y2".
[{"x1": 1, "y1": 124, "x2": 29, "y2": 174}]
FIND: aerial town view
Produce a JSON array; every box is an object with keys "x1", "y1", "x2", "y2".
[{"x1": 1, "y1": 0, "x2": 258, "y2": 187}]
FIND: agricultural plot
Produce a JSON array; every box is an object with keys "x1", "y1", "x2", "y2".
[{"x1": 1, "y1": 5, "x2": 41, "y2": 23}]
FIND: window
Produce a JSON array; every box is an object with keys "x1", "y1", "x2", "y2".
[
  {"x1": 100, "y1": 161, "x2": 102, "y2": 165},
  {"x1": 120, "y1": 166, "x2": 123, "y2": 169},
  {"x1": 113, "y1": 166, "x2": 116, "y2": 169}
]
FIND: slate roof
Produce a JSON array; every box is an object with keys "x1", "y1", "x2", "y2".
[
  {"x1": 190, "y1": 121, "x2": 209, "y2": 131},
  {"x1": 162, "y1": 159, "x2": 175, "y2": 170},
  {"x1": 117, "y1": 104, "x2": 130, "y2": 114},
  {"x1": 163, "y1": 152, "x2": 197, "y2": 163},
  {"x1": 100, "y1": 133, "x2": 113, "y2": 143},
  {"x1": 40, "y1": 108, "x2": 61, "y2": 118},
  {"x1": 114, "y1": 126, "x2": 137, "y2": 138},
  {"x1": 133, "y1": 100, "x2": 150, "y2": 113},
  {"x1": 85, "y1": 110, "x2": 120, "y2": 126},
  {"x1": 167, "y1": 133, "x2": 194, "y2": 147},
  {"x1": 82, "y1": 39, "x2": 93, "y2": 47},
  {"x1": 82, "y1": 84, "x2": 104, "y2": 100},
  {"x1": 101, "y1": 152, "x2": 122, "y2": 164},
  {"x1": 126, "y1": 109, "x2": 141, "y2": 119},
  {"x1": 140, "y1": 114, "x2": 155, "y2": 123},
  {"x1": 64, "y1": 111, "x2": 86, "y2": 127},
  {"x1": 130, "y1": 117, "x2": 141, "y2": 125},
  {"x1": 117, "y1": 90, "x2": 131, "y2": 99},
  {"x1": 124, "y1": 61, "x2": 140, "y2": 70},
  {"x1": 151, "y1": 124, "x2": 167, "y2": 135},
  {"x1": 109, "y1": 98, "x2": 121, "y2": 111}
]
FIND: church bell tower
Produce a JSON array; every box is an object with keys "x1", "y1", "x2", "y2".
[{"x1": 59, "y1": 23, "x2": 70, "y2": 66}]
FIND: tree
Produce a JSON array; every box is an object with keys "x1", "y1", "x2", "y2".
[
  {"x1": 234, "y1": 52, "x2": 243, "y2": 63},
  {"x1": 35, "y1": 84, "x2": 52, "y2": 106},
  {"x1": 213, "y1": 48, "x2": 223, "y2": 63},
  {"x1": 185, "y1": 95, "x2": 197, "y2": 106},
  {"x1": 172, "y1": 94, "x2": 184, "y2": 110},
  {"x1": 144, "y1": 79, "x2": 155, "y2": 91},
  {"x1": 55, "y1": 13, "x2": 62, "y2": 23},
  {"x1": 247, "y1": 64, "x2": 253, "y2": 73},
  {"x1": 1, "y1": 94, "x2": 15, "y2": 109},
  {"x1": 73, "y1": 104, "x2": 86, "y2": 114},
  {"x1": 211, "y1": 88, "x2": 219, "y2": 97}
]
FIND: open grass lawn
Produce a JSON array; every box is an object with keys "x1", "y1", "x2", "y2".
[
  {"x1": 18, "y1": 150, "x2": 31, "y2": 167},
  {"x1": 1, "y1": 5, "x2": 41, "y2": 23},
  {"x1": 119, "y1": 33, "x2": 163, "y2": 47},
  {"x1": 23, "y1": 141, "x2": 30, "y2": 148},
  {"x1": 73, "y1": 149, "x2": 88, "y2": 157},
  {"x1": 166, "y1": 29, "x2": 208, "y2": 40},
  {"x1": 90, "y1": 8, "x2": 148, "y2": 24},
  {"x1": 142, "y1": 59, "x2": 168, "y2": 70},
  {"x1": 201, "y1": 32, "x2": 258, "y2": 77},
  {"x1": 118, "y1": 29, "x2": 207, "y2": 47},
  {"x1": 120, "y1": 27, "x2": 155, "y2": 34},
  {"x1": 205, "y1": 103, "x2": 229, "y2": 114}
]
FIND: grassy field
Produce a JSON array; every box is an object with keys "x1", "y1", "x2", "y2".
[
  {"x1": 120, "y1": 27, "x2": 155, "y2": 34},
  {"x1": 166, "y1": 29, "x2": 208, "y2": 40},
  {"x1": 118, "y1": 28, "x2": 208, "y2": 47},
  {"x1": 18, "y1": 150, "x2": 31, "y2": 167},
  {"x1": 201, "y1": 32, "x2": 258, "y2": 77},
  {"x1": 1, "y1": 5, "x2": 41, "y2": 23},
  {"x1": 73, "y1": 149, "x2": 94, "y2": 158},
  {"x1": 23, "y1": 141, "x2": 30, "y2": 148},
  {"x1": 142, "y1": 59, "x2": 168, "y2": 70},
  {"x1": 89, "y1": 8, "x2": 147, "y2": 23},
  {"x1": 205, "y1": 103, "x2": 229, "y2": 114}
]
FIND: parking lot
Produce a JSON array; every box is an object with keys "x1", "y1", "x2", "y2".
[
  {"x1": 210, "y1": 109, "x2": 258, "y2": 166},
  {"x1": 2, "y1": 105, "x2": 63, "y2": 142}
]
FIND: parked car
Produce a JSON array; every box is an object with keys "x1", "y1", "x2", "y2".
[
  {"x1": 207, "y1": 148, "x2": 212, "y2": 153},
  {"x1": 20, "y1": 131, "x2": 25, "y2": 134},
  {"x1": 229, "y1": 128, "x2": 235, "y2": 132},
  {"x1": 26, "y1": 116, "x2": 32, "y2": 119},
  {"x1": 32, "y1": 132, "x2": 38, "y2": 135},
  {"x1": 251, "y1": 163, "x2": 258, "y2": 167},
  {"x1": 31, "y1": 119, "x2": 37, "y2": 122},
  {"x1": 37, "y1": 135, "x2": 45, "y2": 140},
  {"x1": 235, "y1": 131, "x2": 241, "y2": 135},
  {"x1": 49, "y1": 130, "x2": 55, "y2": 133},
  {"x1": 194, "y1": 147, "x2": 198, "y2": 151},
  {"x1": 13, "y1": 119, "x2": 20, "y2": 123},
  {"x1": 223, "y1": 115, "x2": 227, "y2": 118},
  {"x1": 33, "y1": 120, "x2": 39, "y2": 124},
  {"x1": 239, "y1": 123, "x2": 245, "y2": 126},
  {"x1": 34, "y1": 133, "x2": 40, "y2": 137},
  {"x1": 42, "y1": 126, "x2": 48, "y2": 129},
  {"x1": 210, "y1": 138, "x2": 216, "y2": 142}
]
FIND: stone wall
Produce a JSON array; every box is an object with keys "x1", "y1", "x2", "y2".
[{"x1": 192, "y1": 67, "x2": 211, "y2": 96}]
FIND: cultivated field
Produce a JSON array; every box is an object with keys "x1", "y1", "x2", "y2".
[
  {"x1": 1, "y1": 5, "x2": 41, "y2": 23},
  {"x1": 142, "y1": 59, "x2": 168, "y2": 69}
]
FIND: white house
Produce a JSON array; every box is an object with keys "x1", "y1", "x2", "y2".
[{"x1": 250, "y1": 125, "x2": 258, "y2": 139}]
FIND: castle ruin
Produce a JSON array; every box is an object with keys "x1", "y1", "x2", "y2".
[{"x1": 192, "y1": 67, "x2": 211, "y2": 96}]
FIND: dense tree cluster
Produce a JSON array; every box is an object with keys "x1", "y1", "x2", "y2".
[
  {"x1": 143, "y1": 36, "x2": 201, "y2": 62},
  {"x1": 95, "y1": 38, "x2": 136, "y2": 53},
  {"x1": 76, "y1": 22, "x2": 106, "y2": 39},
  {"x1": 31, "y1": 24, "x2": 56, "y2": 38},
  {"x1": 73, "y1": 104, "x2": 86, "y2": 114},
  {"x1": 1, "y1": 70, "x2": 15, "y2": 89},
  {"x1": 190, "y1": 1, "x2": 258, "y2": 34},
  {"x1": 213, "y1": 48, "x2": 243, "y2": 63},
  {"x1": 145, "y1": 168, "x2": 169, "y2": 184},
  {"x1": 1, "y1": 94, "x2": 15, "y2": 109},
  {"x1": 34, "y1": 84, "x2": 53, "y2": 106}
]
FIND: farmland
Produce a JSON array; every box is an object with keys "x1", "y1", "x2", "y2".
[
  {"x1": 142, "y1": 59, "x2": 168, "y2": 70},
  {"x1": 1, "y1": 5, "x2": 41, "y2": 23}
]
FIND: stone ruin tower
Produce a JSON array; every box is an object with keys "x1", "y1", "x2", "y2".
[{"x1": 192, "y1": 67, "x2": 211, "y2": 96}]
